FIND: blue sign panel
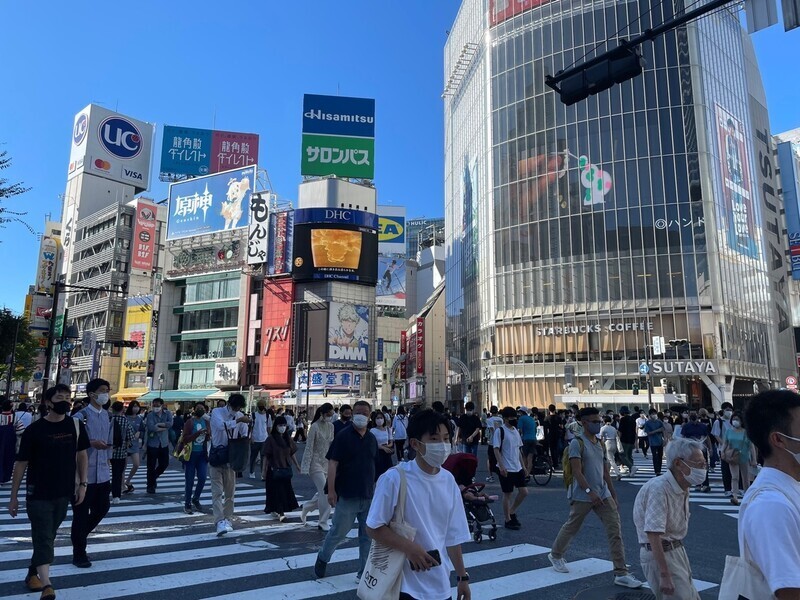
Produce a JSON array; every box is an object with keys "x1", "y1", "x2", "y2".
[
  {"x1": 377, "y1": 338, "x2": 384, "y2": 363},
  {"x1": 167, "y1": 166, "x2": 257, "y2": 241},
  {"x1": 295, "y1": 207, "x2": 378, "y2": 230},
  {"x1": 302, "y1": 94, "x2": 376, "y2": 138},
  {"x1": 160, "y1": 126, "x2": 214, "y2": 177},
  {"x1": 778, "y1": 142, "x2": 800, "y2": 280}
]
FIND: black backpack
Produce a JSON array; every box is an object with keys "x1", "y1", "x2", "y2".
[{"x1": 112, "y1": 417, "x2": 123, "y2": 449}]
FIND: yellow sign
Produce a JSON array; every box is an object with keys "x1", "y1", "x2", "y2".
[
  {"x1": 378, "y1": 217, "x2": 404, "y2": 242},
  {"x1": 118, "y1": 296, "x2": 153, "y2": 396}
]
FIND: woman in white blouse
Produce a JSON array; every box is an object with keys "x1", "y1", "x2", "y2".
[{"x1": 299, "y1": 402, "x2": 335, "y2": 531}]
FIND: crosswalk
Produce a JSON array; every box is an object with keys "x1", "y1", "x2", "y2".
[
  {"x1": 0, "y1": 467, "x2": 719, "y2": 599},
  {"x1": 621, "y1": 452, "x2": 743, "y2": 519}
]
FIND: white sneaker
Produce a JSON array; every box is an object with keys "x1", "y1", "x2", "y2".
[
  {"x1": 319, "y1": 520, "x2": 330, "y2": 532},
  {"x1": 111, "y1": 497, "x2": 120, "y2": 505},
  {"x1": 248, "y1": 472, "x2": 255, "y2": 479},
  {"x1": 614, "y1": 574, "x2": 644, "y2": 589},
  {"x1": 548, "y1": 552, "x2": 569, "y2": 573},
  {"x1": 300, "y1": 503, "x2": 310, "y2": 525},
  {"x1": 224, "y1": 520, "x2": 234, "y2": 533},
  {"x1": 216, "y1": 521, "x2": 228, "y2": 537},
  {"x1": 724, "y1": 491, "x2": 733, "y2": 497}
]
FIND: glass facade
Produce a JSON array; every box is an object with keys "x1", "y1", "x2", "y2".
[{"x1": 445, "y1": 0, "x2": 790, "y2": 409}]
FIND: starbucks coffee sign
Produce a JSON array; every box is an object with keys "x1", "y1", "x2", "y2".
[
  {"x1": 536, "y1": 321, "x2": 653, "y2": 336},
  {"x1": 651, "y1": 361, "x2": 718, "y2": 375}
]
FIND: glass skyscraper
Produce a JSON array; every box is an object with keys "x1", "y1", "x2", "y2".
[{"x1": 444, "y1": 0, "x2": 795, "y2": 409}]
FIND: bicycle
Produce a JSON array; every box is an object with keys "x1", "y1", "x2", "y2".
[{"x1": 531, "y1": 451, "x2": 553, "y2": 486}]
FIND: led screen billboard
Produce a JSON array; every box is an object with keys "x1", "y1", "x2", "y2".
[
  {"x1": 160, "y1": 125, "x2": 259, "y2": 179},
  {"x1": 267, "y1": 210, "x2": 294, "y2": 276},
  {"x1": 328, "y1": 301, "x2": 370, "y2": 365},
  {"x1": 167, "y1": 166, "x2": 256, "y2": 240},
  {"x1": 260, "y1": 278, "x2": 294, "y2": 387}
]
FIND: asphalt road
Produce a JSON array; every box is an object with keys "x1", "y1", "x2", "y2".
[{"x1": 0, "y1": 443, "x2": 735, "y2": 599}]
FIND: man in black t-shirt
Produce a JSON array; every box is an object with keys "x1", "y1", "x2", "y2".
[
  {"x1": 457, "y1": 402, "x2": 482, "y2": 456},
  {"x1": 617, "y1": 406, "x2": 638, "y2": 476},
  {"x1": 9, "y1": 384, "x2": 90, "y2": 597},
  {"x1": 544, "y1": 405, "x2": 565, "y2": 470}
]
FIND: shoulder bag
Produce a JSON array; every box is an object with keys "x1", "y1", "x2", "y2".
[
  {"x1": 227, "y1": 419, "x2": 251, "y2": 472},
  {"x1": 357, "y1": 466, "x2": 417, "y2": 600},
  {"x1": 209, "y1": 422, "x2": 231, "y2": 468}
]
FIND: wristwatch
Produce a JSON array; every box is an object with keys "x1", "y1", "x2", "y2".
[
  {"x1": 456, "y1": 573, "x2": 470, "y2": 582},
  {"x1": 79, "y1": 482, "x2": 88, "y2": 487},
  {"x1": 584, "y1": 487, "x2": 592, "y2": 494}
]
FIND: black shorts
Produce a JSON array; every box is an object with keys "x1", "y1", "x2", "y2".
[
  {"x1": 488, "y1": 446, "x2": 498, "y2": 471},
  {"x1": 522, "y1": 440, "x2": 538, "y2": 457},
  {"x1": 499, "y1": 469, "x2": 526, "y2": 493}
]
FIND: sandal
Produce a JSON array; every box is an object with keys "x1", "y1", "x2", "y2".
[
  {"x1": 40, "y1": 584, "x2": 56, "y2": 600},
  {"x1": 123, "y1": 484, "x2": 134, "y2": 494}
]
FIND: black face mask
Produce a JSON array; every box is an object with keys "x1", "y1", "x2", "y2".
[
  {"x1": 50, "y1": 401, "x2": 70, "y2": 415},
  {"x1": 508, "y1": 419, "x2": 518, "y2": 427},
  {"x1": 195, "y1": 410, "x2": 205, "y2": 418}
]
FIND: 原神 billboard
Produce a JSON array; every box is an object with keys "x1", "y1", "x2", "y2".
[
  {"x1": 376, "y1": 255, "x2": 406, "y2": 307},
  {"x1": 327, "y1": 302, "x2": 370, "y2": 365},
  {"x1": 167, "y1": 166, "x2": 256, "y2": 241},
  {"x1": 68, "y1": 104, "x2": 155, "y2": 193},
  {"x1": 160, "y1": 125, "x2": 259, "y2": 179}
]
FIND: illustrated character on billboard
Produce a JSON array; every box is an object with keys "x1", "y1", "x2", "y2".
[
  {"x1": 725, "y1": 118, "x2": 743, "y2": 184},
  {"x1": 577, "y1": 154, "x2": 613, "y2": 206},
  {"x1": 328, "y1": 304, "x2": 368, "y2": 350},
  {"x1": 221, "y1": 175, "x2": 251, "y2": 229}
]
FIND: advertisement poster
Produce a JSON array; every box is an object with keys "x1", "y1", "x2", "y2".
[
  {"x1": 490, "y1": 0, "x2": 556, "y2": 26},
  {"x1": 132, "y1": 199, "x2": 157, "y2": 272},
  {"x1": 35, "y1": 236, "x2": 60, "y2": 294},
  {"x1": 400, "y1": 330, "x2": 408, "y2": 379},
  {"x1": 247, "y1": 192, "x2": 270, "y2": 265},
  {"x1": 297, "y1": 369, "x2": 364, "y2": 392},
  {"x1": 327, "y1": 301, "x2": 370, "y2": 365},
  {"x1": 167, "y1": 165, "x2": 256, "y2": 240},
  {"x1": 378, "y1": 205, "x2": 406, "y2": 255},
  {"x1": 120, "y1": 297, "x2": 152, "y2": 393},
  {"x1": 160, "y1": 125, "x2": 259, "y2": 179},
  {"x1": 416, "y1": 317, "x2": 425, "y2": 375},
  {"x1": 260, "y1": 278, "x2": 294, "y2": 386},
  {"x1": 778, "y1": 141, "x2": 800, "y2": 279},
  {"x1": 376, "y1": 255, "x2": 406, "y2": 307},
  {"x1": 267, "y1": 210, "x2": 294, "y2": 276},
  {"x1": 715, "y1": 104, "x2": 759, "y2": 258}
]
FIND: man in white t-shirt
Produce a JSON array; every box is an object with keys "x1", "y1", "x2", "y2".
[
  {"x1": 739, "y1": 390, "x2": 800, "y2": 598},
  {"x1": 493, "y1": 406, "x2": 529, "y2": 531},
  {"x1": 366, "y1": 408, "x2": 471, "y2": 600},
  {"x1": 485, "y1": 406, "x2": 504, "y2": 483}
]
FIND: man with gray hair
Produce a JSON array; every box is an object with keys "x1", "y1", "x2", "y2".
[{"x1": 633, "y1": 437, "x2": 706, "y2": 599}]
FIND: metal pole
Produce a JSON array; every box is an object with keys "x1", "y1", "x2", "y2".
[
  {"x1": 42, "y1": 281, "x2": 61, "y2": 394},
  {"x1": 305, "y1": 308, "x2": 311, "y2": 415},
  {"x1": 55, "y1": 308, "x2": 69, "y2": 386},
  {"x1": 646, "y1": 344, "x2": 653, "y2": 408},
  {"x1": 5, "y1": 317, "x2": 20, "y2": 400}
]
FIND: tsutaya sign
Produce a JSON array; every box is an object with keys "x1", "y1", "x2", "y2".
[
  {"x1": 536, "y1": 322, "x2": 653, "y2": 336},
  {"x1": 651, "y1": 361, "x2": 718, "y2": 375}
]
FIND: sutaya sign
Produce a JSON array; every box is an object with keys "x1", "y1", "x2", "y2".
[
  {"x1": 536, "y1": 322, "x2": 654, "y2": 336},
  {"x1": 651, "y1": 361, "x2": 718, "y2": 375}
]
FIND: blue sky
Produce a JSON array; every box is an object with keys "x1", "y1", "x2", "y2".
[{"x1": 0, "y1": 1, "x2": 797, "y2": 314}]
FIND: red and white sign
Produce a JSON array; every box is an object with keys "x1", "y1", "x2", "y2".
[
  {"x1": 400, "y1": 330, "x2": 408, "y2": 380},
  {"x1": 416, "y1": 317, "x2": 425, "y2": 375},
  {"x1": 489, "y1": 0, "x2": 555, "y2": 26},
  {"x1": 786, "y1": 376, "x2": 798, "y2": 390},
  {"x1": 132, "y1": 199, "x2": 157, "y2": 272},
  {"x1": 259, "y1": 278, "x2": 294, "y2": 387}
]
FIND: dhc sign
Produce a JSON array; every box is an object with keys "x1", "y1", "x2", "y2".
[{"x1": 651, "y1": 361, "x2": 718, "y2": 375}]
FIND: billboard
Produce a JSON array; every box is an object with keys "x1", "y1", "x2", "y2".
[
  {"x1": 160, "y1": 125, "x2": 259, "y2": 179},
  {"x1": 247, "y1": 192, "x2": 271, "y2": 265},
  {"x1": 377, "y1": 255, "x2": 407, "y2": 307},
  {"x1": 489, "y1": 0, "x2": 556, "y2": 26},
  {"x1": 167, "y1": 165, "x2": 256, "y2": 240},
  {"x1": 292, "y1": 208, "x2": 378, "y2": 284},
  {"x1": 68, "y1": 104, "x2": 155, "y2": 192},
  {"x1": 416, "y1": 317, "x2": 425, "y2": 375},
  {"x1": 715, "y1": 104, "x2": 759, "y2": 259},
  {"x1": 267, "y1": 210, "x2": 294, "y2": 276},
  {"x1": 131, "y1": 199, "x2": 157, "y2": 272},
  {"x1": 260, "y1": 278, "x2": 294, "y2": 386},
  {"x1": 400, "y1": 330, "x2": 408, "y2": 379},
  {"x1": 327, "y1": 301, "x2": 370, "y2": 365},
  {"x1": 35, "y1": 236, "x2": 60, "y2": 294},
  {"x1": 301, "y1": 94, "x2": 375, "y2": 179},
  {"x1": 119, "y1": 297, "x2": 152, "y2": 394},
  {"x1": 297, "y1": 368, "x2": 365, "y2": 392},
  {"x1": 378, "y1": 205, "x2": 406, "y2": 255},
  {"x1": 778, "y1": 142, "x2": 800, "y2": 279}
]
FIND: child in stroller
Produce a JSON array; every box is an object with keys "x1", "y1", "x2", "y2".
[{"x1": 443, "y1": 452, "x2": 498, "y2": 543}]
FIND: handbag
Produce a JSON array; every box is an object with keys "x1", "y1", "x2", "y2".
[
  {"x1": 721, "y1": 445, "x2": 740, "y2": 464},
  {"x1": 228, "y1": 436, "x2": 250, "y2": 472},
  {"x1": 271, "y1": 466, "x2": 293, "y2": 480},
  {"x1": 173, "y1": 434, "x2": 192, "y2": 462},
  {"x1": 208, "y1": 445, "x2": 229, "y2": 467},
  {"x1": 357, "y1": 466, "x2": 417, "y2": 600}
]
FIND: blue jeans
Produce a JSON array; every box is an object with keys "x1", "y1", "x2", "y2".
[
  {"x1": 461, "y1": 442, "x2": 479, "y2": 457},
  {"x1": 318, "y1": 496, "x2": 372, "y2": 575},
  {"x1": 185, "y1": 450, "x2": 208, "y2": 506}
]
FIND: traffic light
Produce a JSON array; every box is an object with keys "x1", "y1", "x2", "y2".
[
  {"x1": 111, "y1": 340, "x2": 138, "y2": 348},
  {"x1": 632, "y1": 382, "x2": 640, "y2": 396}
]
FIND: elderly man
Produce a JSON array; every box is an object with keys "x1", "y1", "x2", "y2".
[{"x1": 633, "y1": 437, "x2": 706, "y2": 599}]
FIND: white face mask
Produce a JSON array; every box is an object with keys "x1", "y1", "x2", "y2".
[
  {"x1": 95, "y1": 392, "x2": 109, "y2": 405},
  {"x1": 466, "y1": 410, "x2": 474, "y2": 415},
  {"x1": 277, "y1": 426, "x2": 287, "y2": 434},
  {"x1": 419, "y1": 441, "x2": 450, "y2": 469},
  {"x1": 352, "y1": 414, "x2": 369, "y2": 429},
  {"x1": 153, "y1": 406, "x2": 162, "y2": 414},
  {"x1": 322, "y1": 416, "x2": 332, "y2": 423},
  {"x1": 778, "y1": 433, "x2": 800, "y2": 465},
  {"x1": 731, "y1": 419, "x2": 742, "y2": 428},
  {"x1": 681, "y1": 460, "x2": 707, "y2": 486},
  {"x1": 375, "y1": 418, "x2": 385, "y2": 427},
  {"x1": 724, "y1": 410, "x2": 733, "y2": 419}
]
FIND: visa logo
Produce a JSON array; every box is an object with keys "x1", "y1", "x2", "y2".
[
  {"x1": 124, "y1": 168, "x2": 143, "y2": 180},
  {"x1": 379, "y1": 217, "x2": 404, "y2": 242}
]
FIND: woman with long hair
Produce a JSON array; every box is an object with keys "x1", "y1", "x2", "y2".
[
  {"x1": 262, "y1": 416, "x2": 300, "y2": 521},
  {"x1": 371, "y1": 410, "x2": 394, "y2": 480},
  {"x1": 123, "y1": 400, "x2": 145, "y2": 493},
  {"x1": 723, "y1": 411, "x2": 757, "y2": 506},
  {"x1": 393, "y1": 405, "x2": 408, "y2": 462},
  {"x1": 299, "y1": 403, "x2": 335, "y2": 530}
]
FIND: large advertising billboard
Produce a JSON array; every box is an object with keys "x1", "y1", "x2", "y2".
[
  {"x1": 301, "y1": 94, "x2": 375, "y2": 179},
  {"x1": 378, "y1": 205, "x2": 406, "y2": 255},
  {"x1": 267, "y1": 210, "x2": 294, "y2": 276},
  {"x1": 119, "y1": 297, "x2": 152, "y2": 393},
  {"x1": 778, "y1": 141, "x2": 800, "y2": 279},
  {"x1": 247, "y1": 192, "x2": 270, "y2": 265},
  {"x1": 68, "y1": 104, "x2": 155, "y2": 192},
  {"x1": 715, "y1": 104, "x2": 759, "y2": 259},
  {"x1": 167, "y1": 165, "x2": 256, "y2": 240},
  {"x1": 131, "y1": 199, "x2": 157, "y2": 273},
  {"x1": 260, "y1": 278, "x2": 294, "y2": 387},
  {"x1": 327, "y1": 301, "x2": 370, "y2": 365},
  {"x1": 34, "y1": 236, "x2": 60, "y2": 294},
  {"x1": 297, "y1": 369, "x2": 365, "y2": 392},
  {"x1": 377, "y1": 255, "x2": 407, "y2": 307},
  {"x1": 292, "y1": 208, "x2": 378, "y2": 284},
  {"x1": 160, "y1": 125, "x2": 259, "y2": 179}
]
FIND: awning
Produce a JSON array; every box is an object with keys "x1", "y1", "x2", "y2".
[
  {"x1": 112, "y1": 391, "x2": 147, "y2": 400},
  {"x1": 137, "y1": 389, "x2": 218, "y2": 402}
]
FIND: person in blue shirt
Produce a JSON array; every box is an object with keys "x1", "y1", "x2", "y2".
[
  {"x1": 517, "y1": 407, "x2": 539, "y2": 478},
  {"x1": 643, "y1": 410, "x2": 666, "y2": 476}
]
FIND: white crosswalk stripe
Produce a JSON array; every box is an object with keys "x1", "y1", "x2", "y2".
[{"x1": 0, "y1": 469, "x2": 720, "y2": 599}]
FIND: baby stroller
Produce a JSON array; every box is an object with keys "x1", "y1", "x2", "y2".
[{"x1": 443, "y1": 453, "x2": 498, "y2": 543}]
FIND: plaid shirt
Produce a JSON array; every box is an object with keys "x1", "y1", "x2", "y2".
[{"x1": 111, "y1": 414, "x2": 136, "y2": 460}]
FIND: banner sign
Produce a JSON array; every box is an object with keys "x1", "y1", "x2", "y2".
[
  {"x1": 167, "y1": 165, "x2": 256, "y2": 240},
  {"x1": 489, "y1": 0, "x2": 556, "y2": 26},
  {"x1": 416, "y1": 317, "x2": 425, "y2": 375},
  {"x1": 35, "y1": 236, "x2": 60, "y2": 294},
  {"x1": 132, "y1": 199, "x2": 157, "y2": 272},
  {"x1": 267, "y1": 210, "x2": 294, "y2": 276},
  {"x1": 297, "y1": 368, "x2": 365, "y2": 392},
  {"x1": 160, "y1": 125, "x2": 259, "y2": 179},
  {"x1": 295, "y1": 207, "x2": 378, "y2": 230},
  {"x1": 400, "y1": 330, "x2": 408, "y2": 380},
  {"x1": 377, "y1": 255, "x2": 406, "y2": 307},
  {"x1": 247, "y1": 192, "x2": 270, "y2": 265},
  {"x1": 214, "y1": 360, "x2": 240, "y2": 387},
  {"x1": 378, "y1": 205, "x2": 406, "y2": 255},
  {"x1": 328, "y1": 302, "x2": 370, "y2": 365},
  {"x1": 777, "y1": 142, "x2": 800, "y2": 279}
]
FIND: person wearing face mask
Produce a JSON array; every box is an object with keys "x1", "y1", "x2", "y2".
[
  {"x1": 209, "y1": 393, "x2": 250, "y2": 536},
  {"x1": 123, "y1": 400, "x2": 145, "y2": 494},
  {"x1": 549, "y1": 407, "x2": 644, "y2": 589},
  {"x1": 180, "y1": 402, "x2": 210, "y2": 514},
  {"x1": 315, "y1": 400, "x2": 377, "y2": 581},
  {"x1": 633, "y1": 437, "x2": 706, "y2": 599},
  {"x1": 366, "y1": 409, "x2": 472, "y2": 600},
  {"x1": 712, "y1": 402, "x2": 738, "y2": 497},
  {"x1": 333, "y1": 404, "x2": 353, "y2": 436},
  {"x1": 371, "y1": 410, "x2": 395, "y2": 480},
  {"x1": 644, "y1": 411, "x2": 666, "y2": 476},
  {"x1": 109, "y1": 402, "x2": 136, "y2": 505},
  {"x1": 8, "y1": 384, "x2": 90, "y2": 600},
  {"x1": 144, "y1": 398, "x2": 173, "y2": 495},
  {"x1": 679, "y1": 413, "x2": 711, "y2": 493},
  {"x1": 722, "y1": 411, "x2": 756, "y2": 506},
  {"x1": 734, "y1": 390, "x2": 800, "y2": 599},
  {"x1": 393, "y1": 405, "x2": 409, "y2": 462},
  {"x1": 262, "y1": 415, "x2": 300, "y2": 521},
  {"x1": 70, "y1": 378, "x2": 114, "y2": 569},
  {"x1": 493, "y1": 406, "x2": 529, "y2": 530},
  {"x1": 248, "y1": 401, "x2": 269, "y2": 479},
  {"x1": 300, "y1": 403, "x2": 335, "y2": 530}
]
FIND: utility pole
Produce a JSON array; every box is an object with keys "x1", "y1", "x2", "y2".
[
  {"x1": 4, "y1": 316, "x2": 20, "y2": 400},
  {"x1": 42, "y1": 281, "x2": 61, "y2": 394}
]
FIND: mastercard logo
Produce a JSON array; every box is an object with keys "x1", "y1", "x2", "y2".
[{"x1": 94, "y1": 159, "x2": 111, "y2": 171}]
